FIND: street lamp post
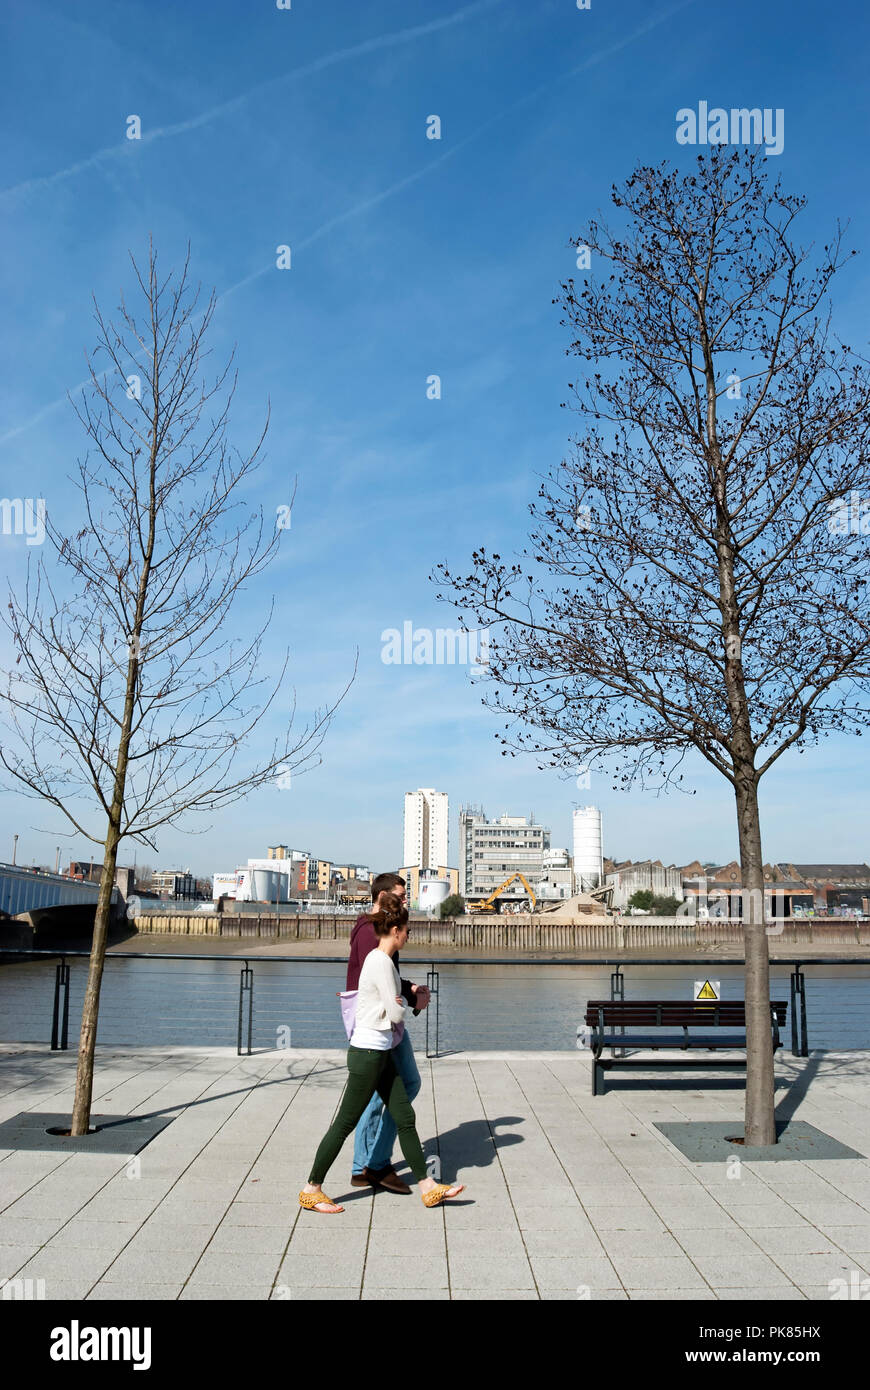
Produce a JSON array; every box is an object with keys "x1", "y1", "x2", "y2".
[
  {"x1": 12, "y1": 834, "x2": 18, "y2": 866},
  {"x1": 55, "y1": 847, "x2": 61, "y2": 874}
]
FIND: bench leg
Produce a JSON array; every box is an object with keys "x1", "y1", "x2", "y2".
[{"x1": 593, "y1": 1059, "x2": 604, "y2": 1096}]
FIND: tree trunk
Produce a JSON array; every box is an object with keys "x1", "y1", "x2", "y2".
[
  {"x1": 70, "y1": 626, "x2": 142, "y2": 1135},
  {"x1": 735, "y1": 767, "x2": 776, "y2": 1145},
  {"x1": 70, "y1": 830, "x2": 121, "y2": 1134}
]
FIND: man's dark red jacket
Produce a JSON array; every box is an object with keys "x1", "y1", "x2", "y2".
[{"x1": 346, "y1": 913, "x2": 415, "y2": 1004}]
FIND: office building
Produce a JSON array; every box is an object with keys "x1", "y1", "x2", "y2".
[{"x1": 459, "y1": 807, "x2": 550, "y2": 901}]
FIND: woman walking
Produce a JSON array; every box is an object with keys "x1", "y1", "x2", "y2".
[{"x1": 300, "y1": 904, "x2": 465, "y2": 1213}]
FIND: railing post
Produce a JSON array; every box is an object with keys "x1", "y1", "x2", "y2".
[
  {"x1": 790, "y1": 964, "x2": 808, "y2": 1057},
  {"x1": 237, "y1": 961, "x2": 253, "y2": 1056},
  {"x1": 61, "y1": 958, "x2": 70, "y2": 1050},
  {"x1": 425, "y1": 963, "x2": 440, "y2": 1059},
  {"x1": 50, "y1": 958, "x2": 70, "y2": 1051},
  {"x1": 610, "y1": 965, "x2": 625, "y2": 1057}
]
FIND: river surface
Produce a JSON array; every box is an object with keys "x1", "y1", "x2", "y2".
[{"x1": 1, "y1": 958, "x2": 869, "y2": 1053}]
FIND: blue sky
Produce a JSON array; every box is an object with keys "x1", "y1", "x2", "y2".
[{"x1": 1, "y1": 0, "x2": 869, "y2": 877}]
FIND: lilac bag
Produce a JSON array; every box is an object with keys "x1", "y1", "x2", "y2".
[{"x1": 339, "y1": 990, "x2": 357, "y2": 1041}]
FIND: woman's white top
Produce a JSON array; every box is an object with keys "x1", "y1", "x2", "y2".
[{"x1": 350, "y1": 948, "x2": 406, "y2": 1051}]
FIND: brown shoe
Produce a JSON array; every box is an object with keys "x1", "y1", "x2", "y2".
[
  {"x1": 350, "y1": 1167, "x2": 381, "y2": 1188},
  {"x1": 372, "y1": 1166, "x2": 412, "y2": 1195}
]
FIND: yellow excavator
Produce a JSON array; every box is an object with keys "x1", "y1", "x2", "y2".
[{"x1": 468, "y1": 872, "x2": 537, "y2": 913}]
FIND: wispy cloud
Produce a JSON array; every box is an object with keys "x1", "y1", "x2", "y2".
[
  {"x1": 0, "y1": 0, "x2": 693, "y2": 449},
  {"x1": 215, "y1": 0, "x2": 698, "y2": 305},
  {"x1": 0, "y1": 0, "x2": 504, "y2": 206}
]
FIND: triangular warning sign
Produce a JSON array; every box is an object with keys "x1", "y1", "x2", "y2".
[{"x1": 697, "y1": 980, "x2": 718, "y2": 1000}]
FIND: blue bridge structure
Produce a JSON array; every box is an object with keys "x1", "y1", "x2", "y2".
[{"x1": 0, "y1": 863, "x2": 120, "y2": 945}]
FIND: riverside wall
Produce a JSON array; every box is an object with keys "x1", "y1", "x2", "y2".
[{"x1": 129, "y1": 913, "x2": 870, "y2": 952}]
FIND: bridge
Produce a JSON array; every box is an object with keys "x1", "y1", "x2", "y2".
[{"x1": 0, "y1": 863, "x2": 120, "y2": 945}]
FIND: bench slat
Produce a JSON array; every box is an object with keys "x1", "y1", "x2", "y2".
[
  {"x1": 596, "y1": 1033, "x2": 748, "y2": 1049},
  {"x1": 585, "y1": 1000, "x2": 787, "y2": 1027}
]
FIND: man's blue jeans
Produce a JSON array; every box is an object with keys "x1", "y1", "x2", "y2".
[{"x1": 352, "y1": 1031, "x2": 421, "y2": 1174}]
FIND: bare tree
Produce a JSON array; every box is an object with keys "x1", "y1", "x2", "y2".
[
  {"x1": 1, "y1": 244, "x2": 351, "y2": 1135},
  {"x1": 436, "y1": 150, "x2": 870, "y2": 1144}
]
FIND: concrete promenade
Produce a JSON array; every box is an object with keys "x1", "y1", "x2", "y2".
[{"x1": 1, "y1": 1043, "x2": 869, "y2": 1301}]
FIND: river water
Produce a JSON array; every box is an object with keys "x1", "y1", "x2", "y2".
[{"x1": 1, "y1": 957, "x2": 869, "y2": 1053}]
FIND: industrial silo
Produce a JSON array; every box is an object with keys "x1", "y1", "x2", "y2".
[
  {"x1": 572, "y1": 806, "x2": 603, "y2": 892},
  {"x1": 248, "y1": 868, "x2": 283, "y2": 903},
  {"x1": 419, "y1": 878, "x2": 451, "y2": 913}
]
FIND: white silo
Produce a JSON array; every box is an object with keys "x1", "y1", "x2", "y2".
[
  {"x1": 572, "y1": 806, "x2": 603, "y2": 893},
  {"x1": 419, "y1": 878, "x2": 451, "y2": 913},
  {"x1": 255, "y1": 868, "x2": 286, "y2": 903}
]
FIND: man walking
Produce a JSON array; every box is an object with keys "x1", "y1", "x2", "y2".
[{"x1": 347, "y1": 872, "x2": 429, "y2": 1193}]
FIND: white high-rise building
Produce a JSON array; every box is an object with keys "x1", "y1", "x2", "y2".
[
  {"x1": 403, "y1": 788, "x2": 449, "y2": 870},
  {"x1": 572, "y1": 806, "x2": 603, "y2": 892}
]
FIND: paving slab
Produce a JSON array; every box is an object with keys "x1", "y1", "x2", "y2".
[
  {"x1": 0, "y1": 1244, "x2": 44, "y2": 1274},
  {"x1": 628, "y1": 1288, "x2": 717, "y2": 1300},
  {"x1": 87, "y1": 1280, "x2": 186, "y2": 1300},
  {"x1": 690, "y1": 1254, "x2": 794, "y2": 1287},
  {"x1": 541, "y1": 1288, "x2": 628, "y2": 1301},
  {"x1": 179, "y1": 1283, "x2": 275, "y2": 1300},
  {"x1": 447, "y1": 1254, "x2": 534, "y2": 1290},
  {"x1": 0, "y1": 1216, "x2": 68, "y2": 1245},
  {"x1": 277, "y1": 1252, "x2": 365, "y2": 1287},
  {"x1": 606, "y1": 1254, "x2": 709, "y2": 1291},
  {"x1": 189, "y1": 1250, "x2": 282, "y2": 1285},
  {"x1": 361, "y1": 1286, "x2": 451, "y2": 1300},
  {"x1": 821, "y1": 1225, "x2": 870, "y2": 1252},
  {"x1": 717, "y1": 1286, "x2": 808, "y2": 1300},
  {"x1": 283, "y1": 1228, "x2": 368, "y2": 1258},
  {"x1": 128, "y1": 1222, "x2": 219, "y2": 1253},
  {"x1": 745, "y1": 1226, "x2": 841, "y2": 1255},
  {"x1": 764, "y1": 1251, "x2": 870, "y2": 1284}
]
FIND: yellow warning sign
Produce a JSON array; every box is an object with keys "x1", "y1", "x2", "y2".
[{"x1": 694, "y1": 979, "x2": 720, "y2": 1000}]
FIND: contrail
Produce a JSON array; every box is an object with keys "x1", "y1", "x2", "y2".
[
  {"x1": 0, "y1": 0, "x2": 503, "y2": 206},
  {"x1": 217, "y1": 0, "x2": 697, "y2": 304},
  {"x1": 0, "y1": 0, "x2": 694, "y2": 447}
]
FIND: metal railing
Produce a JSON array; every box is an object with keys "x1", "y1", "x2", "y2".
[{"x1": 1, "y1": 949, "x2": 866, "y2": 1059}]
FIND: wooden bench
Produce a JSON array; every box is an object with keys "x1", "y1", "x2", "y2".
[{"x1": 582, "y1": 999, "x2": 788, "y2": 1096}]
